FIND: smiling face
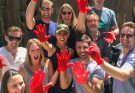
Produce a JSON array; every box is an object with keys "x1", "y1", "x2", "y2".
[
  {"x1": 28, "y1": 43, "x2": 41, "y2": 65},
  {"x1": 7, "y1": 74, "x2": 25, "y2": 93},
  {"x1": 61, "y1": 6, "x2": 73, "y2": 25},
  {"x1": 120, "y1": 26, "x2": 135, "y2": 49},
  {"x1": 76, "y1": 41, "x2": 90, "y2": 60},
  {"x1": 86, "y1": 14, "x2": 99, "y2": 32},
  {"x1": 39, "y1": 1, "x2": 53, "y2": 20},
  {"x1": 56, "y1": 30, "x2": 69, "y2": 45},
  {"x1": 5, "y1": 31, "x2": 22, "y2": 49}
]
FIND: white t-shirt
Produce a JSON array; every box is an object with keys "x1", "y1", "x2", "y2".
[{"x1": 0, "y1": 47, "x2": 27, "y2": 76}]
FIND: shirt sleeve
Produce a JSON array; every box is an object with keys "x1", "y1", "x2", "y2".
[
  {"x1": 110, "y1": 9, "x2": 118, "y2": 27},
  {"x1": 93, "y1": 66, "x2": 105, "y2": 80},
  {"x1": 124, "y1": 49, "x2": 135, "y2": 70}
]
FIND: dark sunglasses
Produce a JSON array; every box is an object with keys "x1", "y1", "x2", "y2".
[
  {"x1": 62, "y1": 11, "x2": 72, "y2": 15},
  {"x1": 7, "y1": 35, "x2": 22, "y2": 41},
  {"x1": 40, "y1": 6, "x2": 51, "y2": 11},
  {"x1": 120, "y1": 33, "x2": 134, "y2": 39}
]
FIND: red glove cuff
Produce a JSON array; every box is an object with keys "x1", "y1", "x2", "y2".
[
  {"x1": 32, "y1": 0, "x2": 38, "y2": 3},
  {"x1": 97, "y1": 59, "x2": 104, "y2": 65}
]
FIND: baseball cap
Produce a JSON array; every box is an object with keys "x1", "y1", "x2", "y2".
[{"x1": 56, "y1": 24, "x2": 70, "y2": 34}]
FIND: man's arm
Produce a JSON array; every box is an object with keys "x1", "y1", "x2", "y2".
[
  {"x1": 100, "y1": 62, "x2": 135, "y2": 81},
  {"x1": 26, "y1": 0, "x2": 37, "y2": 30},
  {"x1": 87, "y1": 42, "x2": 135, "y2": 81}
]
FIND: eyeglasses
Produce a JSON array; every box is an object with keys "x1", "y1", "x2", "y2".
[
  {"x1": 120, "y1": 33, "x2": 134, "y2": 39},
  {"x1": 40, "y1": 6, "x2": 51, "y2": 11},
  {"x1": 62, "y1": 11, "x2": 72, "y2": 15},
  {"x1": 7, "y1": 35, "x2": 22, "y2": 42}
]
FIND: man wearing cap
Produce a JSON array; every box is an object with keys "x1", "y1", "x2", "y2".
[{"x1": 33, "y1": 24, "x2": 73, "y2": 93}]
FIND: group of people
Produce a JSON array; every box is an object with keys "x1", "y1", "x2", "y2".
[{"x1": 0, "y1": 0, "x2": 134, "y2": 93}]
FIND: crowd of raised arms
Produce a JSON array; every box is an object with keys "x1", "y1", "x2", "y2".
[{"x1": 0, "y1": 0, "x2": 135, "y2": 93}]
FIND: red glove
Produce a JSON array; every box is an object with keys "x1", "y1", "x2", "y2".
[
  {"x1": 72, "y1": 61, "x2": 89, "y2": 84},
  {"x1": 103, "y1": 32, "x2": 116, "y2": 44},
  {"x1": 32, "y1": 0, "x2": 38, "y2": 3},
  {"x1": 85, "y1": 42, "x2": 104, "y2": 65},
  {"x1": 56, "y1": 49, "x2": 73, "y2": 72},
  {"x1": 75, "y1": 0, "x2": 91, "y2": 14},
  {"x1": 33, "y1": 24, "x2": 51, "y2": 42},
  {"x1": 30, "y1": 70, "x2": 52, "y2": 93},
  {"x1": 0, "y1": 55, "x2": 6, "y2": 69}
]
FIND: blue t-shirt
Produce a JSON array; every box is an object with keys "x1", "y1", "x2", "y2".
[
  {"x1": 68, "y1": 58, "x2": 105, "y2": 93},
  {"x1": 113, "y1": 48, "x2": 135, "y2": 93},
  {"x1": 92, "y1": 7, "x2": 118, "y2": 35}
]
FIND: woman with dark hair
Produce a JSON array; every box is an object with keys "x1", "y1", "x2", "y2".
[{"x1": 1, "y1": 69, "x2": 26, "y2": 93}]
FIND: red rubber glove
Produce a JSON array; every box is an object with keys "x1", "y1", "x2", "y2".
[
  {"x1": 30, "y1": 70, "x2": 52, "y2": 93},
  {"x1": 85, "y1": 42, "x2": 104, "y2": 65},
  {"x1": 103, "y1": 32, "x2": 116, "y2": 44},
  {"x1": 32, "y1": 0, "x2": 38, "y2": 3},
  {"x1": 75, "y1": 0, "x2": 91, "y2": 14},
  {"x1": 72, "y1": 61, "x2": 89, "y2": 84},
  {"x1": 0, "y1": 55, "x2": 6, "y2": 69},
  {"x1": 33, "y1": 24, "x2": 51, "y2": 42},
  {"x1": 56, "y1": 49, "x2": 73, "y2": 72}
]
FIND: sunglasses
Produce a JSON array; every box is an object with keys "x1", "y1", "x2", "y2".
[
  {"x1": 7, "y1": 35, "x2": 22, "y2": 41},
  {"x1": 40, "y1": 6, "x2": 51, "y2": 11},
  {"x1": 120, "y1": 33, "x2": 134, "y2": 39},
  {"x1": 62, "y1": 11, "x2": 72, "y2": 15}
]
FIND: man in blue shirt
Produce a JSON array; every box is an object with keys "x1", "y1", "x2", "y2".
[{"x1": 87, "y1": 22, "x2": 135, "y2": 93}]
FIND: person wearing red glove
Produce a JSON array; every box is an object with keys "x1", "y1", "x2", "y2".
[
  {"x1": 56, "y1": 49, "x2": 73, "y2": 72},
  {"x1": 35, "y1": 24, "x2": 74, "y2": 93},
  {"x1": 72, "y1": 61, "x2": 90, "y2": 85},
  {"x1": 33, "y1": 24, "x2": 51, "y2": 42},
  {"x1": 103, "y1": 32, "x2": 116, "y2": 44},
  {"x1": 59, "y1": 34, "x2": 105, "y2": 93},
  {"x1": 78, "y1": 11, "x2": 112, "y2": 93},
  {"x1": 87, "y1": 22, "x2": 135, "y2": 93},
  {"x1": 57, "y1": 3, "x2": 78, "y2": 58},
  {"x1": 19, "y1": 38, "x2": 59, "y2": 93},
  {"x1": 91, "y1": 0, "x2": 119, "y2": 44},
  {"x1": 26, "y1": 0, "x2": 56, "y2": 44},
  {"x1": 30, "y1": 70, "x2": 53, "y2": 93}
]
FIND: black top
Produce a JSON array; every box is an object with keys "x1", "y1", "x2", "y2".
[
  {"x1": 48, "y1": 45, "x2": 73, "y2": 93},
  {"x1": 28, "y1": 19, "x2": 57, "y2": 44}
]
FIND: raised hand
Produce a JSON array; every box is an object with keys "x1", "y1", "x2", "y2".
[
  {"x1": 0, "y1": 55, "x2": 6, "y2": 69},
  {"x1": 33, "y1": 24, "x2": 51, "y2": 42},
  {"x1": 85, "y1": 42, "x2": 104, "y2": 65},
  {"x1": 72, "y1": 61, "x2": 89, "y2": 84},
  {"x1": 56, "y1": 49, "x2": 73, "y2": 72},
  {"x1": 75, "y1": 0, "x2": 91, "y2": 14},
  {"x1": 30, "y1": 69, "x2": 52, "y2": 93},
  {"x1": 103, "y1": 32, "x2": 116, "y2": 44}
]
